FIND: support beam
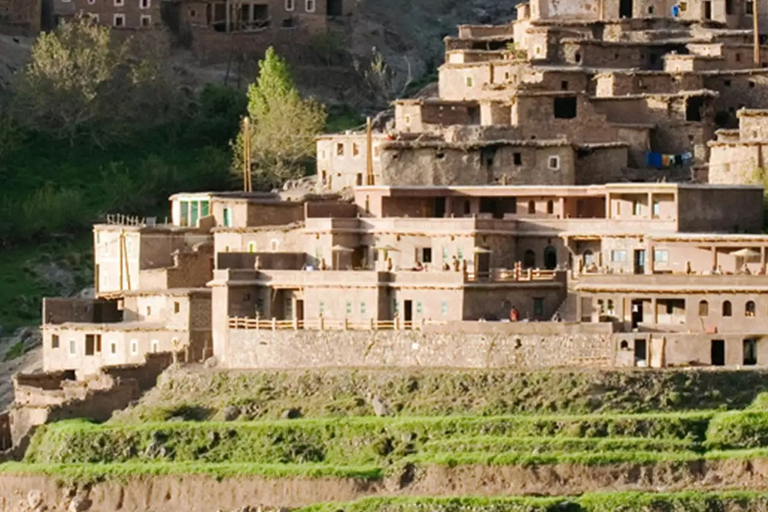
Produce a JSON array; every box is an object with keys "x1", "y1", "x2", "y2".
[{"x1": 755, "y1": 0, "x2": 761, "y2": 66}]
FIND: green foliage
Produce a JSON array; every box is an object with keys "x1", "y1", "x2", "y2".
[
  {"x1": 12, "y1": 19, "x2": 188, "y2": 147},
  {"x1": 3, "y1": 341, "x2": 25, "y2": 362},
  {"x1": 233, "y1": 46, "x2": 327, "y2": 189},
  {"x1": 25, "y1": 412, "x2": 712, "y2": 466},
  {"x1": 187, "y1": 83, "x2": 248, "y2": 146},
  {"x1": 112, "y1": 369, "x2": 768, "y2": 424},
  {"x1": 705, "y1": 410, "x2": 768, "y2": 450},
  {"x1": 326, "y1": 105, "x2": 365, "y2": 133}
]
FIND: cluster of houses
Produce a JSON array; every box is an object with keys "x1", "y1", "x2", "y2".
[{"x1": 35, "y1": 0, "x2": 768, "y2": 374}]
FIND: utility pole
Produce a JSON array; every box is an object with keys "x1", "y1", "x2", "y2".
[
  {"x1": 365, "y1": 117, "x2": 374, "y2": 185},
  {"x1": 755, "y1": 0, "x2": 761, "y2": 66},
  {"x1": 242, "y1": 117, "x2": 252, "y2": 192}
]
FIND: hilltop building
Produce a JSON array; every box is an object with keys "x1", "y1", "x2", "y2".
[{"x1": 317, "y1": 0, "x2": 768, "y2": 192}]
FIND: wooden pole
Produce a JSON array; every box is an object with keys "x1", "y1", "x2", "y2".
[
  {"x1": 365, "y1": 117, "x2": 373, "y2": 185},
  {"x1": 755, "y1": 0, "x2": 761, "y2": 66},
  {"x1": 242, "y1": 117, "x2": 252, "y2": 192},
  {"x1": 118, "y1": 231, "x2": 124, "y2": 292}
]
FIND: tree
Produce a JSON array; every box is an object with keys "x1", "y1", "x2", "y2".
[
  {"x1": 233, "y1": 47, "x2": 327, "y2": 189},
  {"x1": 12, "y1": 18, "x2": 188, "y2": 146}
]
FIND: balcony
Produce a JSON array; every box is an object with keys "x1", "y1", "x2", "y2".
[{"x1": 576, "y1": 273, "x2": 768, "y2": 292}]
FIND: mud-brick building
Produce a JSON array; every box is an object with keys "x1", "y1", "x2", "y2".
[
  {"x1": 318, "y1": 0, "x2": 768, "y2": 192},
  {"x1": 166, "y1": 0, "x2": 355, "y2": 63},
  {"x1": 0, "y1": 0, "x2": 41, "y2": 34},
  {"x1": 708, "y1": 108, "x2": 768, "y2": 183}
]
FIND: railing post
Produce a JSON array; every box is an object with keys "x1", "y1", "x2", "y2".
[
  {"x1": 292, "y1": 316, "x2": 298, "y2": 330},
  {"x1": 396, "y1": 317, "x2": 401, "y2": 330},
  {"x1": 344, "y1": 318, "x2": 349, "y2": 330},
  {"x1": 271, "y1": 317, "x2": 277, "y2": 331},
  {"x1": 319, "y1": 317, "x2": 325, "y2": 330},
  {"x1": 370, "y1": 318, "x2": 375, "y2": 331}
]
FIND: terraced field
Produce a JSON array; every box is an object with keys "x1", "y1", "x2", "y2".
[{"x1": 7, "y1": 368, "x2": 768, "y2": 511}]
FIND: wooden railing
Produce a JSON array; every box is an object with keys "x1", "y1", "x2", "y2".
[
  {"x1": 464, "y1": 268, "x2": 559, "y2": 282},
  {"x1": 228, "y1": 317, "x2": 437, "y2": 331}
]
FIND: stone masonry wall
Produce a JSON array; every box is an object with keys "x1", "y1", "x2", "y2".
[{"x1": 224, "y1": 328, "x2": 614, "y2": 369}]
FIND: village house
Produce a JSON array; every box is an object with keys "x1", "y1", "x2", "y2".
[{"x1": 708, "y1": 107, "x2": 768, "y2": 183}]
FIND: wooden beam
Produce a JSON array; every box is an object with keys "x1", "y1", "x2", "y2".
[{"x1": 755, "y1": 0, "x2": 761, "y2": 66}]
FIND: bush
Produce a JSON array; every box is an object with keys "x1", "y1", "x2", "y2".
[{"x1": 705, "y1": 411, "x2": 768, "y2": 450}]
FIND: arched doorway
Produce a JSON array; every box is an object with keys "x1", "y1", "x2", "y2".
[
  {"x1": 544, "y1": 246, "x2": 558, "y2": 270},
  {"x1": 523, "y1": 249, "x2": 536, "y2": 269}
]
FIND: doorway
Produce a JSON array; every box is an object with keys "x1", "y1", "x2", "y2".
[
  {"x1": 704, "y1": 1, "x2": 712, "y2": 20},
  {"x1": 634, "y1": 250, "x2": 646, "y2": 275},
  {"x1": 620, "y1": 0, "x2": 633, "y2": 18},
  {"x1": 631, "y1": 299, "x2": 644, "y2": 328},
  {"x1": 544, "y1": 246, "x2": 558, "y2": 270},
  {"x1": 711, "y1": 339, "x2": 725, "y2": 366},
  {"x1": 634, "y1": 338, "x2": 647, "y2": 367},
  {"x1": 295, "y1": 300, "x2": 304, "y2": 328},
  {"x1": 403, "y1": 300, "x2": 413, "y2": 328}
]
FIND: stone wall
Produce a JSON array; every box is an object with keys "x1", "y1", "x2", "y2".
[
  {"x1": 0, "y1": 0, "x2": 40, "y2": 33},
  {"x1": 224, "y1": 324, "x2": 615, "y2": 369}
]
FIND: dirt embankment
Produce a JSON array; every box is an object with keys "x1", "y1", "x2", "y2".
[{"x1": 4, "y1": 459, "x2": 768, "y2": 512}]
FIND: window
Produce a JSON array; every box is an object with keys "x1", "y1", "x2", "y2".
[
  {"x1": 561, "y1": 80, "x2": 569, "y2": 90},
  {"x1": 174, "y1": 301, "x2": 180, "y2": 314},
  {"x1": 746, "y1": 301, "x2": 757, "y2": 317},
  {"x1": 248, "y1": 242, "x2": 257, "y2": 253},
  {"x1": 513, "y1": 152, "x2": 522, "y2": 165},
  {"x1": 441, "y1": 301, "x2": 448, "y2": 316},
  {"x1": 114, "y1": 0, "x2": 124, "y2": 5},
  {"x1": 416, "y1": 302, "x2": 423, "y2": 314},
  {"x1": 140, "y1": 15, "x2": 151, "y2": 27},
  {"x1": 632, "y1": 201, "x2": 642, "y2": 216},
  {"x1": 319, "y1": 302, "x2": 325, "y2": 316},
  {"x1": 87, "y1": 0, "x2": 95, "y2": 4},
  {"x1": 336, "y1": 143, "x2": 345, "y2": 156},
  {"x1": 69, "y1": 339, "x2": 77, "y2": 357},
  {"x1": 457, "y1": 248, "x2": 463, "y2": 261},
  {"x1": 373, "y1": 145, "x2": 381, "y2": 160},
  {"x1": 110, "y1": 342, "x2": 117, "y2": 355},
  {"x1": 151, "y1": 339, "x2": 159, "y2": 353},
  {"x1": 442, "y1": 247, "x2": 449, "y2": 263},
  {"x1": 360, "y1": 302, "x2": 366, "y2": 315},
  {"x1": 346, "y1": 301, "x2": 352, "y2": 316},
  {"x1": 652, "y1": 201, "x2": 660, "y2": 217},
  {"x1": 404, "y1": 115, "x2": 411, "y2": 127},
  {"x1": 723, "y1": 300, "x2": 733, "y2": 317},
  {"x1": 654, "y1": 250, "x2": 669, "y2": 263},
  {"x1": 305, "y1": 0, "x2": 315, "y2": 12},
  {"x1": 140, "y1": 0, "x2": 150, "y2": 8},
  {"x1": 465, "y1": 76, "x2": 474, "y2": 87},
  {"x1": 51, "y1": 334, "x2": 59, "y2": 349},
  {"x1": 130, "y1": 339, "x2": 138, "y2": 356},
  {"x1": 547, "y1": 156, "x2": 560, "y2": 170},
  {"x1": 680, "y1": 1, "x2": 688, "y2": 12},
  {"x1": 270, "y1": 239, "x2": 280, "y2": 252},
  {"x1": 699, "y1": 300, "x2": 709, "y2": 317},
  {"x1": 533, "y1": 298, "x2": 544, "y2": 318},
  {"x1": 85, "y1": 335, "x2": 96, "y2": 356},
  {"x1": 352, "y1": 143, "x2": 360, "y2": 157},
  {"x1": 747, "y1": 0, "x2": 754, "y2": 15},
  {"x1": 528, "y1": 200, "x2": 535, "y2": 214},
  {"x1": 223, "y1": 208, "x2": 232, "y2": 227},
  {"x1": 421, "y1": 247, "x2": 432, "y2": 263},
  {"x1": 547, "y1": 200, "x2": 554, "y2": 214},
  {"x1": 113, "y1": 14, "x2": 125, "y2": 27},
  {"x1": 553, "y1": 97, "x2": 577, "y2": 119},
  {"x1": 285, "y1": 0, "x2": 295, "y2": 10},
  {"x1": 611, "y1": 250, "x2": 628, "y2": 263},
  {"x1": 256, "y1": 299, "x2": 264, "y2": 315},
  {"x1": 146, "y1": 306, "x2": 152, "y2": 317}
]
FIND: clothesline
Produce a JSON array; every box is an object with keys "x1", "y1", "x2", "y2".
[{"x1": 645, "y1": 151, "x2": 694, "y2": 169}]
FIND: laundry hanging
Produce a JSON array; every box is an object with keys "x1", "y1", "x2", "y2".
[{"x1": 646, "y1": 151, "x2": 693, "y2": 169}]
